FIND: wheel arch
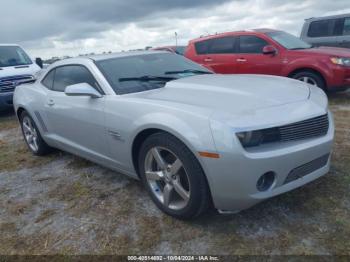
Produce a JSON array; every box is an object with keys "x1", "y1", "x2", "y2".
[
  {"x1": 131, "y1": 128, "x2": 164, "y2": 177},
  {"x1": 131, "y1": 127, "x2": 206, "y2": 177},
  {"x1": 16, "y1": 106, "x2": 27, "y2": 120},
  {"x1": 287, "y1": 67, "x2": 327, "y2": 88},
  {"x1": 131, "y1": 127, "x2": 214, "y2": 208}
]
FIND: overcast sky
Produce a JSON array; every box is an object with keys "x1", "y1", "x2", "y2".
[{"x1": 1, "y1": 0, "x2": 349, "y2": 59}]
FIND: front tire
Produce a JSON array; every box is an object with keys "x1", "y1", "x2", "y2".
[
  {"x1": 20, "y1": 111, "x2": 52, "y2": 156},
  {"x1": 291, "y1": 71, "x2": 326, "y2": 90},
  {"x1": 138, "y1": 132, "x2": 210, "y2": 219}
]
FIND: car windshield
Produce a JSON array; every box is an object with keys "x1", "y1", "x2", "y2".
[
  {"x1": 267, "y1": 31, "x2": 312, "y2": 50},
  {"x1": 96, "y1": 53, "x2": 212, "y2": 95},
  {"x1": 0, "y1": 46, "x2": 32, "y2": 67}
]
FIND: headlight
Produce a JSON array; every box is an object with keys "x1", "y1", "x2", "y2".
[
  {"x1": 330, "y1": 57, "x2": 350, "y2": 67},
  {"x1": 236, "y1": 130, "x2": 263, "y2": 147}
]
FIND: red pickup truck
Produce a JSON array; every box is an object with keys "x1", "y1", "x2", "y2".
[{"x1": 185, "y1": 29, "x2": 350, "y2": 91}]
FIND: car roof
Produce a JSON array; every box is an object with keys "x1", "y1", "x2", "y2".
[
  {"x1": 190, "y1": 28, "x2": 281, "y2": 42},
  {"x1": 88, "y1": 50, "x2": 167, "y2": 61},
  {"x1": 305, "y1": 13, "x2": 350, "y2": 21},
  {"x1": 152, "y1": 45, "x2": 185, "y2": 49},
  {"x1": 48, "y1": 50, "x2": 170, "y2": 68},
  {"x1": 152, "y1": 46, "x2": 176, "y2": 49},
  {"x1": 0, "y1": 44, "x2": 20, "y2": 47}
]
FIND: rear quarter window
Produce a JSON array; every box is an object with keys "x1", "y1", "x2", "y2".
[
  {"x1": 41, "y1": 69, "x2": 55, "y2": 89},
  {"x1": 194, "y1": 40, "x2": 209, "y2": 55}
]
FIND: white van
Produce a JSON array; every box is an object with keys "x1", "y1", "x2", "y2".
[{"x1": 0, "y1": 44, "x2": 42, "y2": 111}]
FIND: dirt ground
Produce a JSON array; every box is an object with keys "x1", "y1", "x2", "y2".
[{"x1": 0, "y1": 91, "x2": 349, "y2": 255}]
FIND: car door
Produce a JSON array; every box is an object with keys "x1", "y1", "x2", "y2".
[
  {"x1": 205, "y1": 36, "x2": 239, "y2": 74},
  {"x1": 191, "y1": 39, "x2": 212, "y2": 70},
  {"x1": 235, "y1": 35, "x2": 282, "y2": 75},
  {"x1": 44, "y1": 65, "x2": 109, "y2": 160},
  {"x1": 192, "y1": 37, "x2": 239, "y2": 73}
]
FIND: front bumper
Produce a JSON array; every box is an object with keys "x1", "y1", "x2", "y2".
[
  {"x1": 203, "y1": 113, "x2": 334, "y2": 212},
  {"x1": 328, "y1": 65, "x2": 350, "y2": 91},
  {"x1": 0, "y1": 92, "x2": 14, "y2": 111}
]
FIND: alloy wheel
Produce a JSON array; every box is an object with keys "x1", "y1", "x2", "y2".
[
  {"x1": 22, "y1": 116, "x2": 39, "y2": 152},
  {"x1": 297, "y1": 76, "x2": 318, "y2": 86},
  {"x1": 144, "y1": 146, "x2": 190, "y2": 210}
]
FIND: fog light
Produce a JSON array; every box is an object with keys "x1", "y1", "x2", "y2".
[{"x1": 257, "y1": 172, "x2": 275, "y2": 192}]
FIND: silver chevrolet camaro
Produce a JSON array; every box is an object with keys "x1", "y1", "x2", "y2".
[{"x1": 14, "y1": 51, "x2": 334, "y2": 219}]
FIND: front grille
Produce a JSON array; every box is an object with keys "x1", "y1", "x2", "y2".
[
  {"x1": 245, "y1": 114, "x2": 330, "y2": 147},
  {"x1": 278, "y1": 114, "x2": 329, "y2": 142},
  {"x1": 0, "y1": 75, "x2": 35, "y2": 93},
  {"x1": 284, "y1": 154, "x2": 330, "y2": 184}
]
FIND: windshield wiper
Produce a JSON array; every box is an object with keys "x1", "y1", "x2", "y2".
[
  {"x1": 164, "y1": 69, "x2": 213, "y2": 75},
  {"x1": 119, "y1": 75, "x2": 177, "y2": 82}
]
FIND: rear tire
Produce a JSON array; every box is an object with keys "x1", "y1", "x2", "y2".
[
  {"x1": 291, "y1": 71, "x2": 326, "y2": 91},
  {"x1": 20, "y1": 111, "x2": 52, "y2": 156},
  {"x1": 138, "y1": 132, "x2": 210, "y2": 219}
]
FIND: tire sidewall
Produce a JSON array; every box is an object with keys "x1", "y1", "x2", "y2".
[
  {"x1": 138, "y1": 133, "x2": 209, "y2": 219},
  {"x1": 292, "y1": 71, "x2": 326, "y2": 91},
  {"x1": 20, "y1": 111, "x2": 49, "y2": 155}
]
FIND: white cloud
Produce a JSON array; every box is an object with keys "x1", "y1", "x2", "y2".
[{"x1": 16, "y1": 0, "x2": 349, "y2": 59}]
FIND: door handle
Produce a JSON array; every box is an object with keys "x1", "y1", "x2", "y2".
[
  {"x1": 204, "y1": 58, "x2": 213, "y2": 62},
  {"x1": 236, "y1": 58, "x2": 247, "y2": 62},
  {"x1": 47, "y1": 99, "x2": 55, "y2": 106}
]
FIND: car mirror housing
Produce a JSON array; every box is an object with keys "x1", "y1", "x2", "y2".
[
  {"x1": 262, "y1": 45, "x2": 277, "y2": 55},
  {"x1": 65, "y1": 83, "x2": 102, "y2": 98},
  {"x1": 35, "y1": 57, "x2": 43, "y2": 68}
]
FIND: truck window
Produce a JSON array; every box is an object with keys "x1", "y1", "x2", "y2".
[
  {"x1": 0, "y1": 46, "x2": 32, "y2": 67},
  {"x1": 308, "y1": 18, "x2": 344, "y2": 37},
  {"x1": 344, "y1": 18, "x2": 350, "y2": 35}
]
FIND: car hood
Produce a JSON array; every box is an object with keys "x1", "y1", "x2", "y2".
[
  {"x1": 132, "y1": 74, "x2": 310, "y2": 115},
  {"x1": 295, "y1": 46, "x2": 350, "y2": 57},
  {"x1": 0, "y1": 64, "x2": 41, "y2": 79}
]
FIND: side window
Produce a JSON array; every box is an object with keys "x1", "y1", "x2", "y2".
[
  {"x1": 52, "y1": 65, "x2": 99, "y2": 92},
  {"x1": 308, "y1": 19, "x2": 335, "y2": 37},
  {"x1": 194, "y1": 40, "x2": 209, "y2": 55},
  {"x1": 343, "y1": 18, "x2": 350, "y2": 35},
  {"x1": 239, "y1": 36, "x2": 268, "y2": 54},
  {"x1": 41, "y1": 69, "x2": 55, "y2": 89},
  {"x1": 334, "y1": 18, "x2": 345, "y2": 36},
  {"x1": 308, "y1": 18, "x2": 346, "y2": 37},
  {"x1": 208, "y1": 37, "x2": 237, "y2": 54}
]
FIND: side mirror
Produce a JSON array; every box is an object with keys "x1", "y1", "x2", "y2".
[
  {"x1": 35, "y1": 57, "x2": 43, "y2": 68},
  {"x1": 262, "y1": 45, "x2": 277, "y2": 55},
  {"x1": 65, "y1": 83, "x2": 102, "y2": 98}
]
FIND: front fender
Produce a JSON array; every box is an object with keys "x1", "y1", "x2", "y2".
[
  {"x1": 128, "y1": 111, "x2": 219, "y2": 193},
  {"x1": 130, "y1": 112, "x2": 217, "y2": 156},
  {"x1": 282, "y1": 57, "x2": 331, "y2": 86}
]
